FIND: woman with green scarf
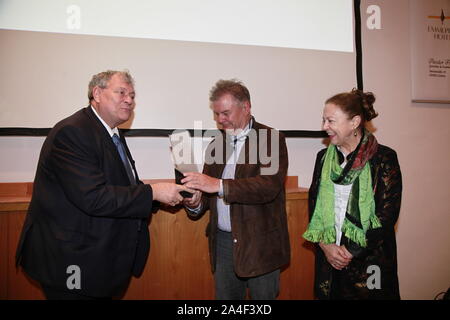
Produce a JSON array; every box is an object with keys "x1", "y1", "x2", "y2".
[{"x1": 304, "y1": 89, "x2": 402, "y2": 299}]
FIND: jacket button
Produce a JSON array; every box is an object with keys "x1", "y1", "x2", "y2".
[{"x1": 233, "y1": 238, "x2": 238, "y2": 243}]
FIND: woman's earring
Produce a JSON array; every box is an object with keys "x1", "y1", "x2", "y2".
[{"x1": 354, "y1": 130, "x2": 357, "y2": 137}]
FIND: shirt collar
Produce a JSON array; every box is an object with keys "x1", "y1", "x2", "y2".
[
  {"x1": 336, "y1": 145, "x2": 356, "y2": 165},
  {"x1": 90, "y1": 105, "x2": 119, "y2": 138},
  {"x1": 231, "y1": 117, "x2": 253, "y2": 143}
]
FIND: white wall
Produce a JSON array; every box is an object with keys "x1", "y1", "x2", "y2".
[
  {"x1": 0, "y1": 135, "x2": 323, "y2": 188},
  {"x1": 361, "y1": 0, "x2": 450, "y2": 299}
]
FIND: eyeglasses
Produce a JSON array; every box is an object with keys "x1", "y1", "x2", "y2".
[{"x1": 105, "y1": 87, "x2": 135, "y2": 101}]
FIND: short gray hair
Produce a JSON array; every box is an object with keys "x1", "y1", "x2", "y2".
[
  {"x1": 88, "y1": 70, "x2": 135, "y2": 102},
  {"x1": 209, "y1": 79, "x2": 251, "y2": 106}
]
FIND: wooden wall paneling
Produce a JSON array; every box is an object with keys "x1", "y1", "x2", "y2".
[
  {"x1": 279, "y1": 193, "x2": 315, "y2": 299},
  {"x1": 0, "y1": 212, "x2": 8, "y2": 299},
  {"x1": 0, "y1": 182, "x2": 313, "y2": 300},
  {"x1": 124, "y1": 207, "x2": 214, "y2": 299},
  {"x1": 4, "y1": 211, "x2": 45, "y2": 299}
]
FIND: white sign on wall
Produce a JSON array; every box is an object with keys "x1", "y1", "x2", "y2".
[{"x1": 410, "y1": 0, "x2": 450, "y2": 103}]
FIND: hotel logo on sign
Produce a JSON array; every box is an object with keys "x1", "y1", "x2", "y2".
[
  {"x1": 428, "y1": 9, "x2": 449, "y2": 24},
  {"x1": 427, "y1": 9, "x2": 450, "y2": 41}
]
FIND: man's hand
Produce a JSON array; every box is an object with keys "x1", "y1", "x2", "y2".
[
  {"x1": 183, "y1": 190, "x2": 202, "y2": 209},
  {"x1": 150, "y1": 183, "x2": 195, "y2": 206},
  {"x1": 319, "y1": 243, "x2": 353, "y2": 270},
  {"x1": 181, "y1": 172, "x2": 220, "y2": 194}
]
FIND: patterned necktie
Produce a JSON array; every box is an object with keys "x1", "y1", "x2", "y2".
[{"x1": 112, "y1": 133, "x2": 136, "y2": 185}]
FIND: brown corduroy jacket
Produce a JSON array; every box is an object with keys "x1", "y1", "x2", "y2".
[{"x1": 188, "y1": 119, "x2": 290, "y2": 277}]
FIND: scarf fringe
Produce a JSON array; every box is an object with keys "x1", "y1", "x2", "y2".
[
  {"x1": 370, "y1": 214, "x2": 382, "y2": 229},
  {"x1": 303, "y1": 227, "x2": 336, "y2": 244},
  {"x1": 341, "y1": 220, "x2": 367, "y2": 247}
]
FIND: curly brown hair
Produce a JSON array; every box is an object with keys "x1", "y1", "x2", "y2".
[{"x1": 326, "y1": 88, "x2": 378, "y2": 128}]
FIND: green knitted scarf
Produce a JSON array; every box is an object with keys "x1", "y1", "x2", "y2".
[{"x1": 303, "y1": 130, "x2": 381, "y2": 247}]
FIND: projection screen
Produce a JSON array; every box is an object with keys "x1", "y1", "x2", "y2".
[{"x1": 0, "y1": 0, "x2": 356, "y2": 131}]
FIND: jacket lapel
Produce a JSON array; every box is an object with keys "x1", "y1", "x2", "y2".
[
  {"x1": 83, "y1": 107, "x2": 136, "y2": 184},
  {"x1": 235, "y1": 118, "x2": 259, "y2": 178}
]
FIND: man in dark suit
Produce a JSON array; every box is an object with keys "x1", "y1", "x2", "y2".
[
  {"x1": 16, "y1": 70, "x2": 191, "y2": 299},
  {"x1": 182, "y1": 79, "x2": 290, "y2": 300}
]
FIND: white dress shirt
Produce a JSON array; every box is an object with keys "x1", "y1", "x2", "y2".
[
  {"x1": 216, "y1": 120, "x2": 252, "y2": 231},
  {"x1": 186, "y1": 119, "x2": 253, "y2": 232},
  {"x1": 334, "y1": 148, "x2": 353, "y2": 245}
]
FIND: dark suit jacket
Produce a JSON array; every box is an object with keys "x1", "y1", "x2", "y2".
[
  {"x1": 16, "y1": 107, "x2": 155, "y2": 297},
  {"x1": 188, "y1": 119, "x2": 290, "y2": 278}
]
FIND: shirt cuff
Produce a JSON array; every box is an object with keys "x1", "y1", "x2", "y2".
[{"x1": 218, "y1": 179, "x2": 224, "y2": 198}]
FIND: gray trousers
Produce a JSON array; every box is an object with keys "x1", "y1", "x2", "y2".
[{"x1": 214, "y1": 229, "x2": 280, "y2": 300}]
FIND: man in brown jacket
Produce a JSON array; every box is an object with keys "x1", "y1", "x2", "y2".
[{"x1": 182, "y1": 79, "x2": 290, "y2": 300}]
